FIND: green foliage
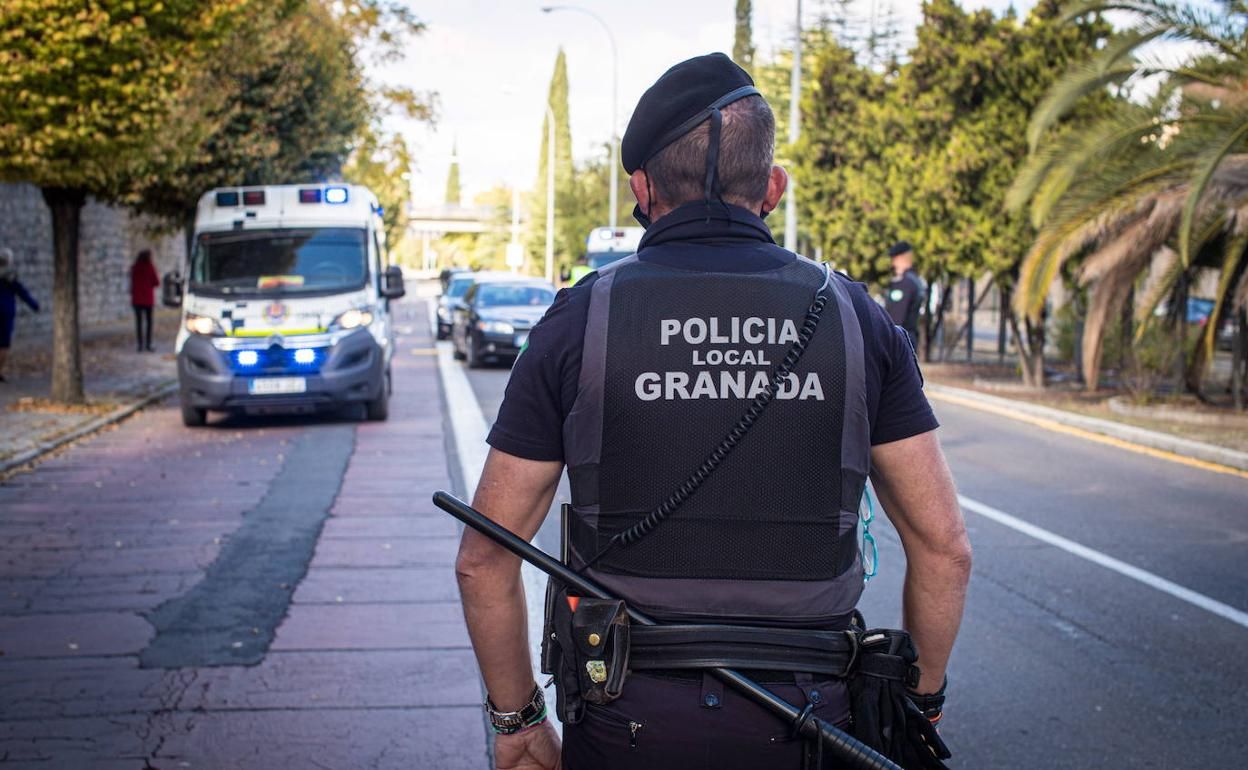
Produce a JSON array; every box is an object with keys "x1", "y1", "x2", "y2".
[
  {"x1": 0, "y1": 0, "x2": 252, "y2": 195},
  {"x1": 343, "y1": 125, "x2": 411, "y2": 250},
  {"x1": 793, "y1": 0, "x2": 1108, "y2": 290},
  {"x1": 528, "y1": 49, "x2": 579, "y2": 274},
  {"x1": 128, "y1": 0, "x2": 370, "y2": 228},
  {"x1": 445, "y1": 139, "x2": 462, "y2": 206},
  {"x1": 733, "y1": 0, "x2": 755, "y2": 71},
  {"x1": 1012, "y1": 0, "x2": 1248, "y2": 391}
]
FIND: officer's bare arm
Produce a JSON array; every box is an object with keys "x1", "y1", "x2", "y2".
[
  {"x1": 456, "y1": 448, "x2": 564, "y2": 710},
  {"x1": 869, "y1": 430, "x2": 972, "y2": 695}
]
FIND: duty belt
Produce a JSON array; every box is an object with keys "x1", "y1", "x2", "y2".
[{"x1": 628, "y1": 624, "x2": 861, "y2": 679}]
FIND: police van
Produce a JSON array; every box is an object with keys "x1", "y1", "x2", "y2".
[
  {"x1": 164, "y1": 184, "x2": 405, "y2": 427},
  {"x1": 568, "y1": 226, "x2": 644, "y2": 283}
]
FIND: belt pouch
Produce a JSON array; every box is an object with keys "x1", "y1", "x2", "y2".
[{"x1": 570, "y1": 597, "x2": 630, "y2": 705}]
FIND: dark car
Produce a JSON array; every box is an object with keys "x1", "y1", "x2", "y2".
[
  {"x1": 436, "y1": 271, "x2": 514, "y2": 340},
  {"x1": 451, "y1": 278, "x2": 556, "y2": 367},
  {"x1": 439, "y1": 266, "x2": 471, "y2": 294},
  {"x1": 436, "y1": 273, "x2": 476, "y2": 340}
]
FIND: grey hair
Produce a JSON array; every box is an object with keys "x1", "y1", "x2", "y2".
[
  {"x1": 644, "y1": 95, "x2": 776, "y2": 209},
  {"x1": 0, "y1": 247, "x2": 14, "y2": 281}
]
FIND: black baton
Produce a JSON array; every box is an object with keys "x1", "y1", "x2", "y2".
[{"x1": 433, "y1": 491, "x2": 901, "y2": 770}]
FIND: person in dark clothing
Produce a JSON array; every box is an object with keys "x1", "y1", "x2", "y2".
[
  {"x1": 455, "y1": 54, "x2": 971, "y2": 770},
  {"x1": 0, "y1": 247, "x2": 40, "y2": 382},
  {"x1": 884, "y1": 241, "x2": 927, "y2": 349},
  {"x1": 130, "y1": 250, "x2": 160, "y2": 352}
]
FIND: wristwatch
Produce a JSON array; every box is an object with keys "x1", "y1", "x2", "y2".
[{"x1": 485, "y1": 685, "x2": 546, "y2": 735}]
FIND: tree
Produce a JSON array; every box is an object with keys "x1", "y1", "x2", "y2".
[
  {"x1": 1010, "y1": 0, "x2": 1248, "y2": 395},
  {"x1": 0, "y1": 0, "x2": 251, "y2": 403},
  {"x1": 129, "y1": 0, "x2": 371, "y2": 252},
  {"x1": 342, "y1": 126, "x2": 412, "y2": 250},
  {"x1": 528, "y1": 49, "x2": 578, "y2": 274},
  {"x1": 445, "y1": 139, "x2": 462, "y2": 206},
  {"x1": 734, "y1": 0, "x2": 755, "y2": 71},
  {"x1": 792, "y1": 0, "x2": 1106, "y2": 380}
]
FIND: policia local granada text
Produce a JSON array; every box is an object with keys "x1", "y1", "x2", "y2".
[{"x1": 634, "y1": 316, "x2": 826, "y2": 402}]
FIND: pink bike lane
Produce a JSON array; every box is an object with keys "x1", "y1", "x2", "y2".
[{"x1": 0, "y1": 300, "x2": 489, "y2": 769}]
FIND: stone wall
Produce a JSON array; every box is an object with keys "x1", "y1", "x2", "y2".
[{"x1": 0, "y1": 183, "x2": 185, "y2": 348}]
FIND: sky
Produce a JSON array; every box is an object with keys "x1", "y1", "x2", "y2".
[{"x1": 381, "y1": 0, "x2": 1032, "y2": 208}]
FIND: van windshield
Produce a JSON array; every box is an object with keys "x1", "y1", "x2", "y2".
[{"x1": 190, "y1": 228, "x2": 368, "y2": 296}]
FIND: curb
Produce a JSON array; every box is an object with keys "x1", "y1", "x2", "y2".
[
  {"x1": 0, "y1": 381, "x2": 178, "y2": 476},
  {"x1": 926, "y1": 382, "x2": 1248, "y2": 472}
]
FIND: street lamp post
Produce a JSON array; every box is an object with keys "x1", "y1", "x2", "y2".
[
  {"x1": 542, "y1": 5, "x2": 619, "y2": 230},
  {"x1": 784, "y1": 0, "x2": 802, "y2": 253}
]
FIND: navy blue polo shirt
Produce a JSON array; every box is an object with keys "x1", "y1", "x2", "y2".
[{"x1": 487, "y1": 203, "x2": 938, "y2": 462}]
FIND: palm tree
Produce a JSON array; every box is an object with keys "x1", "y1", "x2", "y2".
[{"x1": 1009, "y1": 0, "x2": 1248, "y2": 396}]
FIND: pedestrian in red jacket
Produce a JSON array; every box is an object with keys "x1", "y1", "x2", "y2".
[{"x1": 130, "y1": 250, "x2": 160, "y2": 352}]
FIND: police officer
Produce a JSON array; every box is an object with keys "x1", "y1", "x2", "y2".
[
  {"x1": 884, "y1": 241, "x2": 927, "y2": 349},
  {"x1": 455, "y1": 53, "x2": 972, "y2": 770}
]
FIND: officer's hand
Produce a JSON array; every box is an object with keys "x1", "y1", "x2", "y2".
[{"x1": 494, "y1": 719, "x2": 561, "y2": 770}]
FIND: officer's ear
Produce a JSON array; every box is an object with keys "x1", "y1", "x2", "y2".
[
  {"x1": 629, "y1": 170, "x2": 651, "y2": 211},
  {"x1": 761, "y1": 165, "x2": 788, "y2": 217}
]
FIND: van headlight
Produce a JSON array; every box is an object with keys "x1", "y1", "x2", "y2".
[
  {"x1": 477, "y1": 320, "x2": 514, "y2": 335},
  {"x1": 185, "y1": 313, "x2": 224, "y2": 336},
  {"x1": 331, "y1": 308, "x2": 374, "y2": 331}
]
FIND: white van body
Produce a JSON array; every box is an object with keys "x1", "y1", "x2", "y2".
[{"x1": 173, "y1": 184, "x2": 403, "y2": 426}]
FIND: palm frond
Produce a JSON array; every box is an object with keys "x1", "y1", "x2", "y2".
[
  {"x1": 1028, "y1": 59, "x2": 1147, "y2": 150},
  {"x1": 1177, "y1": 121, "x2": 1248, "y2": 265},
  {"x1": 1081, "y1": 227, "x2": 1156, "y2": 388},
  {"x1": 1200, "y1": 231, "x2": 1248, "y2": 365},
  {"x1": 1135, "y1": 246, "x2": 1183, "y2": 325}
]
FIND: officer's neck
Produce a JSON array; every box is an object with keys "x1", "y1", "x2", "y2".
[{"x1": 647, "y1": 196, "x2": 764, "y2": 225}]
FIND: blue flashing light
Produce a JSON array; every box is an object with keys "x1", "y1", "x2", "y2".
[
  {"x1": 293, "y1": 348, "x2": 316, "y2": 365},
  {"x1": 236, "y1": 350, "x2": 259, "y2": 367},
  {"x1": 216, "y1": 191, "x2": 240, "y2": 207},
  {"x1": 324, "y1": 186, "x2": 349, "y2": 204}
]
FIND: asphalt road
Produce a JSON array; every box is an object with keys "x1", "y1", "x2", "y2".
[{"x1": 461, "y1": 359, "x2": 1248, "y2": 769}]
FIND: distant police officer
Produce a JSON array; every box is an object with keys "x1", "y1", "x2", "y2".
[
  {"x1": 455, "y1": 53, "x2": 972, "y2": 770},
  {"x1": 884, "y1": 241, "x2": 927, "y2": 349}
]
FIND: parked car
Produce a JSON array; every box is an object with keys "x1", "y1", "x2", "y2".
[
  {"x1": 1154, "y1": 296, "x2": 1235, "y2": 350},
  {"x1": 436, "y1": 273, "x2": 475, "y2": 340},
  {"x1": 435, "y1": 270, "x2": 512, "y2": 340},
  {"x1": 439, "y1": 266, "x2": 471, "y2": 295},
  {"x1": 451, "y1": 277, "x2": 556, "y2": 367}
]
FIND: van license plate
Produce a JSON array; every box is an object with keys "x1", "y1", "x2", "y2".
[{"x1": 249, "y1": 377, "x2": 306, "y2": 395}]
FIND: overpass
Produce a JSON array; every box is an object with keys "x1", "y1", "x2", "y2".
[{"x1": 407, "y1": 203, "x2": 523, "y2": 271}]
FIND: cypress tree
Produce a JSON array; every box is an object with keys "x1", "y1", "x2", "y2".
[
  {"x1": 733, "y1": 0, "x2": 755, "y2": 70},
  {"x1": 531, "y1": 48, "x2": 576, "y2": 271},
  {"x1": 445, "y1": 138, "x2": 462, "y2": 206}
]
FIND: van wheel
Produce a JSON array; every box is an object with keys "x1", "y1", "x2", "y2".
[
  {"x1": 365, "y1": 371, "x2": 390, "y2": 421},
  {"x1": 181, "y1": 403, "x2": 207, "y2": 427}
]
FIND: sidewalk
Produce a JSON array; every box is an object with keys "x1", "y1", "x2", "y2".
[
  {"x1": 0, "y1": 299, "x2": 490, "y2": 768},
  {"x1": 1, "y1": 310, "x2": 179, "y2": 471}
]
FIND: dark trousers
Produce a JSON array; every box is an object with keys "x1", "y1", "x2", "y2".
[
  {"x1": 562, "y1": 672, "x2": 851, "y2": 770},
  {"x1": 133, "y1": 305, "x2": 152, "y2": 350}
]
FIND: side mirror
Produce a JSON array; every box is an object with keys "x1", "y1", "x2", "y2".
[
  {"x1": 381, "y1": 265, "x2": 406, "y2": 300},
  {"x1": 161, "y1": 272, "x2": 183, "y2": 308}
]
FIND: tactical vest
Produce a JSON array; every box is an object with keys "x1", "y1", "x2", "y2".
[{"x1": 562, "y1": 253, "x2": 871, "y2": 627}]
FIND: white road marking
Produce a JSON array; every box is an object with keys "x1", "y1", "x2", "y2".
[
  {"x1": 435, "y1": 337, "x2": 562, "y2": 732},
  {"x1": 959, "y1": 495, "x2": 1248, "y2": 631}
]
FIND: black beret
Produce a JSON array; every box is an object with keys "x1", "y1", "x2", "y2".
[
  {"x1": 888, "y1": 241, "x2": 913, "y2": 257},
  {"x1": 621, "y1": 53, "x2": 758, "y2": 173}
]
